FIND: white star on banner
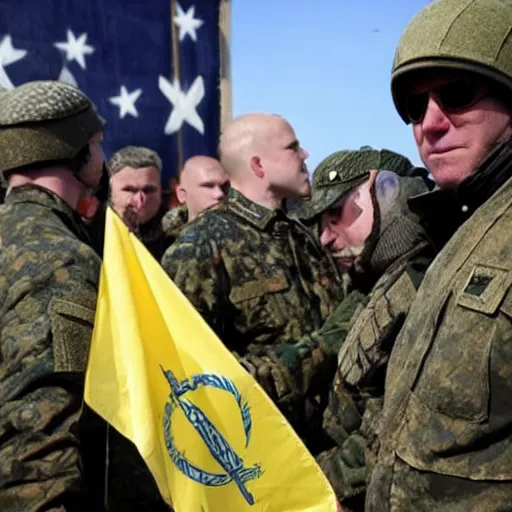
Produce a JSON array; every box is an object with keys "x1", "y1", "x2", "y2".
[
  {"x1": 158, "y1": 75, "x2": 205, "y2": 134},
  {"x1": 173, "y1": 3, "x2": 204, "y2": 42},
  {"x1": 54, "y1": 29, "x2": 94, "y2": 70},
  {"x1": 0, "y1": 35, "x2": 27, "y2": 89},
  {"x1": 109, "y1": 85, "x2": 142, "y2": 119},
  {"x1": 58, "y1": 65, "x2": 78, "y2": 87}
]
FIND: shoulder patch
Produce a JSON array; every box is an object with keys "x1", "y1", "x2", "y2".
[{"x1": 458, "y1": 263, "x2": 512, "y2": 315}]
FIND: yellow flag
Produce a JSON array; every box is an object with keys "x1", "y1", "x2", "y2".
[{"x1": 84, "y1": 208, "x2": 338, "y2": 512}]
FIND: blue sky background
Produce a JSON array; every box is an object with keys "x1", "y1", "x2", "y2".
[{"x1": 231, "y1": 0, "x2": 431, "y2": 173}]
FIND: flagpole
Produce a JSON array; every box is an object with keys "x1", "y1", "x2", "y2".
[
  {"x1": 219, "y1": 0, "x2": 232, "y2": 135},
  {"x1": 170, "y1": 0, "x2": 184, "y2": 174}
]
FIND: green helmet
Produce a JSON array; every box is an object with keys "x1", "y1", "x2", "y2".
[
  {"x1": 0, "y1": 80, "x2": 104, "y2": 174},
  {"x1": 302, "y1": 146, "x2": 413, "y2": 220},
  {"x1": 392, "y1": 0, "x2": 512, "y2": 124}
]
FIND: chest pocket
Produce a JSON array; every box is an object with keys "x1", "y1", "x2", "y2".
[
  {"x1": 414, "y1": 264, "x2": 512, "y2": 423},
  {"x1": 229, "y1": 272, "x2": 290, "y2": 334}
]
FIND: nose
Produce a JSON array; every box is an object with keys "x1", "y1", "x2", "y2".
[
  {"x1": 213, "y1": 185, "x2": 225, "y2": 201},
  {"x1": 320, "y1": 226, "x2": 336, "y2": 247},
  {"x1": 420, "y1": 95, "x2": 450, "y2": 135},
  {"x1": 131, "y1": 191, "x2": 146, "y2": 210},
  {"x1": 301, "y1": 147, "x2": 309, "y2": 160}
]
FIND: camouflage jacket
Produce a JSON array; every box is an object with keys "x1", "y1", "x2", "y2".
[
  {"x1": 0, "y1": 185, "x2": 101, "y2": 511},
  {"x1": 0, "y1": 186, "x2": 171, "y2": 512},
  {"x1": 162, "y1": 188, "x2": 343, "y2": 350},
  {"x1": 316, "y1": 242, "x2": 434, "y2": 509},
  {"x1": 161, "y1": 189, "x2": 344, "y2": 436},
  {"x1": 161, "y1": 204, "x2": 188, "y2": 247},
  {"x1": 366, "y1": 174, "x2": 512, "y2": 510}
]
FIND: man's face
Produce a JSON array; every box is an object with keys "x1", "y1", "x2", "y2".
[
  {"x1": 320, "y1": 178, "x2": 375, "y2": 271},
  {"x1": 259, "y1": 119, "x2": 311, "y2": 199},
  {"x1": 405, "y1": 71, "x2": 512, "y2": 188},
  {"x1": 177, "y1": 162, "x2": 229, "y2": 220},
  {"x1": 110, "y1": 166, "x2": 162, "y2": 225}
]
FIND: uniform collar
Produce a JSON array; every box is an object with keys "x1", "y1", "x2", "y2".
[{"x1": 226, "y1": 188, "x2": 283, "y2": 230}]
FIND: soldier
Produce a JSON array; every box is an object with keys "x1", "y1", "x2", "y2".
[
  {"x1": 161, "y1": 113, "x2": 344, "y2": 450},
  {"x1": 107, "y1": 145, "x2": 170, "y2": 260},
  {"x1": 299, "y1": 147, "x2": 434, "y2": 511},
  {"x1": 0, "y1": 81, "x2": 106, "y2": 510},
  {"x1": 162, "y1": 155, "x2": 229, "y2": 246},
  {"x1": 365, "y1": 0, "x2": 512, "y2": 510}
]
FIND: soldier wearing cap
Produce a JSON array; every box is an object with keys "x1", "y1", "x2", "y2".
[
  {"x1": 365, "y1": 0, "x2": 512, "y2": 510},
  {"x1": 0, "y1": 81, "x2": 107, "y2": 509},
  {"x1": 295, "y1": 147, "x2": 434, "y2": 510}
]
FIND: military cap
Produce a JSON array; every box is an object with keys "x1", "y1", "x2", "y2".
[
  {"x1": 0, "y1": 80, "x2": 104, "y2": 174},
  {"x1": 392, "y1": 0, "x2": 512, "y2": 123},
  {"x1": 303, "y1": 147, "x2": 413, "y2": 220}
]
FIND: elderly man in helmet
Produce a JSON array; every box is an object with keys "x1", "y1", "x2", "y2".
[
  {"x1": 294, "y1": 147, "x2": 434, "y2": 511},
  {"x1": 366, "y1": 0, "x2": 512, "y2": 510}
]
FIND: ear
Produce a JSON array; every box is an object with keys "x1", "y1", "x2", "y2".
[
  {"x1": 176, "y1": 184, "x2": 186, "y2": 204},
  {"x1": 250, "y1": 155, "x2": 265, "y2": 179}
]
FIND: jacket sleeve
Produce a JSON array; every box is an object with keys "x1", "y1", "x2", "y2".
[{"x1": 0, "y1": 253, "x2": 101, "y2": 511}]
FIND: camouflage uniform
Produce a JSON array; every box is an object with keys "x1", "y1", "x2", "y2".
[
  {"x1": 161, "y1": 204, "x2": 188, "y2": 246},
  {"x1": 299, "y1": 149, "x2": 435, "y2": 508},
  {"x1": 161, "y1": 188, "x2": 344, "y2": 445},
  {"x1": 0, "y1": 82, "x2": 104, "y2": 511},
  {"x1": 0, "y1": 81, "x2": 170, "y2": 512},
  {"x1": 366, "y1": 1, "x2": 512, "y2": 509}
]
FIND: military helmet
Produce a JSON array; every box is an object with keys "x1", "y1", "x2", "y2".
[
  {"x1": 392, "y1": 0, "x2": 512, "y2": 123},
  {"x1": 302, "y1": 146, "x2": 413, "y2": 220},
  {"x1": 0, "y1": 80, "x2": 103, "y2": 174}
]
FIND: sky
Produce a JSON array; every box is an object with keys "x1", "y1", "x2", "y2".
[{"x1": 231, "y1": 0, "x2": 431, "y2": 172}]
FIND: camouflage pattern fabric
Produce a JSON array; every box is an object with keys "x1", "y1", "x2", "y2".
[
  {"x1": 366, "y1": 168, "x2": 512, "y2": 508},
  {"x1": 161, "y1": 204, "x2": 188, "y2": 248},
  {"x1": 0, "y1": 185, "x2": 101, "y2": 511},
  {"x1": 161, "y1": 188, "x2": 344, "y2": 444},
  {"x1": 317, "y1": 245, "x2": 434, "y2": 509}
]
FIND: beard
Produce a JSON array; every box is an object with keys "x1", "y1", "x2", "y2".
[{"x1": 331, "y1": 245, "x2": 365, "y2": 270}]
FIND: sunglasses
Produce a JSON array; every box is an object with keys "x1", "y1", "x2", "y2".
[{"x1": 404, "y1": 79, "x2": 489, "y2": 124}]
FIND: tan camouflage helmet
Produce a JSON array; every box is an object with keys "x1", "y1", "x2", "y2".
[
  {"x1": 303, "y1": 146, "x2": 413, "y2": 219},
  {"x1": 392, "y1": 0, "x2": 512, "y2": 123},
  {"x1": 0, "y1": 80, "x2": 104, "y2": 174}
]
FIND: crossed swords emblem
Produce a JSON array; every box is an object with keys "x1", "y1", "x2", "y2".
[{"x1": 162, "y1": 369, "x2": 263, "y2": 505}]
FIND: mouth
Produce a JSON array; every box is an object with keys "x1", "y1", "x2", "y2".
[
  {"x1": 331, "y1": 252, "x2": 355, "y2": 262},
  {"x1": 427, "y1": 146, "x2": 462, "y2": 157}
]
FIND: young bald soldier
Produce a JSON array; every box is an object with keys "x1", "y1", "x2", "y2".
[{"x1": 162, "y1": 113, "x2": 345, "y2": 452}]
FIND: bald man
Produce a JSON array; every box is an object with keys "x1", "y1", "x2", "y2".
[
  {"x1": 177, "y1": 155, "x2": 229, "y2": 221},
  {"x1": 161, "y1": 156, "x2": 229, "y2": 245},
  {"x1": 161, "y1": 113, "x2": 344, "y2": 452}
]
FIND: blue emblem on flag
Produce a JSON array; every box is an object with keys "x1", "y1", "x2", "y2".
[{"x1": 162, "y1": 369, "x2": 263, "y2": 505}]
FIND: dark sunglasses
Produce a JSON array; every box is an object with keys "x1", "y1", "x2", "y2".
[{"x1": 404, "y1": 79, "x2": 488, "y2": 124}]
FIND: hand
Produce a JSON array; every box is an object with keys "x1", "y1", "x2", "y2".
[{"x1": 235, "y1": 350, "x2": 297, "y2": 403}]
